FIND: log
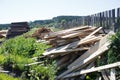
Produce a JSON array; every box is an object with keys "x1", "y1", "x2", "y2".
[{"x1": 62, "y1": 62, "x2": 120, "y2": 78}]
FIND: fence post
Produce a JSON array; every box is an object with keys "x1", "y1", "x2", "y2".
[
  {"x1": 100, "y1": 13, "x2": 102, "y2": 27},
  {"x1": 117, "y1": 8, "x2": 120, "y2": 30},
  {"x1": 112, "y1": 9, "x2": 116, "y2": 32}
]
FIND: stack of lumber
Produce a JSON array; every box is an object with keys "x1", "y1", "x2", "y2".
[
  {"x1": 44, "y1": 26, "x2": 104, "y2": 57},
  {"x1": 0, "y1": 30, "x2": 8, "y2": 38},
  {"x1": 41, "y1": 26, "x2": 120, "y2": 80},
  {"x1": 32, "y1": 28, "x2": 52, "y2": 39},
  {"x1": 6, "y1": 22, "x2": 30, "y2": 38}
]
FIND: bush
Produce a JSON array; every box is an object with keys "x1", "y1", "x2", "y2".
[
  {"x1": 29, "y1": 62, "x2": 57, "y2": 80},
  {"x1": 0, "y1": 36, "x2": 56, "y2": 80},
  {"x1": 107, "y1": 31, "x2": 120, "y2": 63},
  {"x1": 0, "y1": 36, "x2": 49, "y2": 57},
  {"x1": 0, "y1": 36, "x2": 50, "y2": 74}
]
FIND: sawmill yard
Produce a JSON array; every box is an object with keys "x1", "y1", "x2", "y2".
[
  {"x1": 0, "y1": 25, "x2": 120, "y2": 80},
  {"x1": 0, "y1": 7, "x2": 120, "y2": 80}
]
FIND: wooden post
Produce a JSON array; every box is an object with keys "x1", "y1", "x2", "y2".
[
  {"x1": 105, "y1": 11, "x2": 109, "y2": 29},
  {"x1": 109, "y1": 10, "x2": 112, "y2": 29},
  {"x1": 117, "y1": 8, "x2": 120, "y2": 30},
  {"x1": 94, "y1": 14, "x2": 97, "y2": 27},
  {"x1": 96, "y1": 14, "x2": 99, "y2": 27},
  {"x1": 112, "y1": 9, "x2": 116, "y2": 31},
  {"x1": 100, "y1": 13, "x2": 102, "y2": 27},
  {"x1": 102, "y1": 12, "x2": 105, "y2": 28},
  {"x1": 98, "y1": 13, "x2": 100, "y2": 27}
]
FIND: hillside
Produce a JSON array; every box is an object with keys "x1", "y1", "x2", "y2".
[
  {"x1": 0, "y1": 16, "x2": 84, "y2": 30},
  {"x1": 30, "y1": 16, "x2": 84, "y2": 29}
]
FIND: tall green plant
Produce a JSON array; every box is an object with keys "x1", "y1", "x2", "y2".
[
  {"x1": 29, "y1": 62, "x2": 57, "y2": 80},
  {"x1": 107, "y1": 31, "x2": 120, "y2": 63}
]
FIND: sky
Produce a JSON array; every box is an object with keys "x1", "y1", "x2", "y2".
[{"x1": 0, "y1": 0, "x2": 120, "y2": 24}]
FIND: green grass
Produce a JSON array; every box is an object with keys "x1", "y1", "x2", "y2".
[{"x1": 0, "y1": 73, "x2": 20, "y2": 80}]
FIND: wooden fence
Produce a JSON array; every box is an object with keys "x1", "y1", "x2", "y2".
[{"x1": 80, "y1": 7, "x2": 120, "y2": 32}]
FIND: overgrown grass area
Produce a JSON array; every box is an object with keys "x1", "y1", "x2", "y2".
[{"x1": 0, "y1": 35, "x2": 56, "y2": 80}]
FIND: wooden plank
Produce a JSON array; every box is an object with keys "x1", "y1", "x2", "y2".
[
  {"x1": 80, "y1": 61, "x2": 95, "y2": 79},
  {"x1": 62, "y1": 62, "x2": 120, "y2": 79},
  {"x1": 44, "y1": 27, "x2": 103, "y2": 57},
  {"x1": 101, "y1": 70, "x2": 109, "y2": 80},
  {"x1": 0, "y1": 70, "x2": 9, "y2": 73},
  {"x1": 68, "y1": 31, "x2": 114, "y2": 69},
  {"x1": 83, "y1": 27, "x2": 102, "y2": 40},
  {"x1": 43, "y1": 35, "x2": 102, "y2": 56},
  {"x1": 45, "y1": 26, "x2": 89, "y2": 39},
  {"x1": 25, "y1": 62, "x2": 43, "y2": 66},
  {"x1": 110, "y1": 68, "x2": 116, "y2": 80},
  {"x1": 44, "y1": 47, "x2": 89, "y2": 56},
  {"x1": 57, "y1": 32, "x2": 114, "y2": 79},
  {"x1": 57, "y1": 42, "x2": 110, "y2": 79},
  {"x1": 60, "y1": 31, "x2": 90, "y2": 39},
  {"x1": 60, "y1": 27, "x2": 97, "y2": 39},
  {"x1": 56, "y1": 55, "x2": 70, "y2": 66}
]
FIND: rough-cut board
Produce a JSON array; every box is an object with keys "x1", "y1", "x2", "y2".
[
  {"x1": 57, "y1": 42, "x2": 110, "y2": 79},
  {"x1": 44, "y1": 47, "x2": 89, "y2": 56},
  {"x1": 80, "y1": 61, "x2": 95, "y2": 79},
  {"x1": 60, "y1": 31, "x2": 90, "y2": 39},
  {"x1": 62, "y1": 62, "x2": 120, "y2": 78},
  {"x1": 101, "y1": 70, "x2": 109, "y2": 80},
  {"x1": 110, "y1": 68, "x2": 116, "y2": 80},
  {"x1": 44, "y1": 27, "x2": 103, "y2": 56},
  {"x1": 56, "y1": 55, "x2": 70, "y2": 66},
  {"x1": 43, "y1": 36, "x2": 102, "y2": 56},
  {"x1": 57, "y1": 32, "x2": 114, "y2": 79},
  {"x1": 44, "y1": 26, "x2": 89, "y2": 39},
  {"x1": 60, "y1": 27, "x2": 97, "y2": 39},
  {"x1": 80, "y1": 27, "x2": 102, "y2": 41},
  {"x1": 68, "y1": 31, "x2": 114, "y2": 69},
  {"x1": 0, "y1": 70, "x2": 9, "y2": 73},
  {"x1": 25, "y1": 62, "x2": 43, "y2": 66}
]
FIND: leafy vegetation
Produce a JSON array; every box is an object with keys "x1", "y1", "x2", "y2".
[
  {"x1": 0, "y1": 35, "x2": 57, "y2": 80},
  {"x1": 0, "y1": 24, "x2": 10, "y2": 30},
  {"x1": 107, "y1": 31, "x2": 120, "y2": 63},
  {"x1": 29, "y1": 16, "x2": 83, "y2": 29},
  {"x1": 0, "y1": 73, "x2": 20, "y2": 80},
  {"x1": 94, "y1": 30, "x2": 120, "y2": 79},
  {"x1": 0, "y1": 36, "x2": 49, "y2": 57},
  {"x1": 28, "y1": 62, "x2": 57, "y2": 80}
]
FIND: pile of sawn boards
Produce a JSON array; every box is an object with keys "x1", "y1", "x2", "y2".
[{"x1": 42, "y1": 26, "x2": 119, "y2": 80}]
